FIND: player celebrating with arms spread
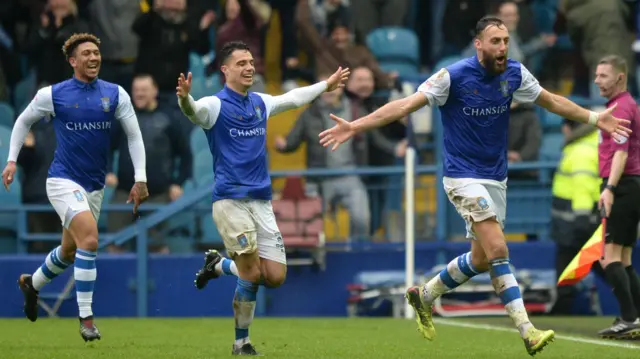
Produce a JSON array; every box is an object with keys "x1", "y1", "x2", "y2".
[
  {"x1": 594, "y1": 55, "x2": 640, "y2": 339},
  {"x1": 319, "y1": 17, "x2": 630, "y2": 355},
  {"x1": 2, "y1": 33, "x2": 148, "y2": 342},
  {"x1": 176, "y1": 41, "x2": 348, "y2": 356}
]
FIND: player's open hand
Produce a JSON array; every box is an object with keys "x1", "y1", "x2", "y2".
[
  {"x1": 325, "y1": 67, "x2": 350, "y2": 92},
  {"x1": 127, "y1": 182, "x2": 149, "y2": 216},
  {"x1": 1, "y1": 161, "x2": 16, "y2": 191},
  {"x1": 176, "y1": 72, "x2": 192, "y2": 99},
  {"x1": 597, "y1": 103, "x2": 632, "y2": 141},
  {"x1": 319, "y1": 114, "x2": 356, "y2": 151}
]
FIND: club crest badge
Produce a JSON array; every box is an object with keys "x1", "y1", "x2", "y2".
[
  {"x1": 101, "y1": 97, "x2": 110, "y2": 112},
  {"x1": 73, "y1": 190, "x2": 84, "y2": 202},
  {"x1": 500, "y1": 81, "x2": 509, "y2": 97}
]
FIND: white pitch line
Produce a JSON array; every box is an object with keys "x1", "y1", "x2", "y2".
[{"x1": 434, "y1": 318, "x2": 640, "y2": 350}]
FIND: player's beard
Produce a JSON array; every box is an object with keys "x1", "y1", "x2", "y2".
[{"x1": 482, "y1": 51, "x2": 507, "y2": 75}]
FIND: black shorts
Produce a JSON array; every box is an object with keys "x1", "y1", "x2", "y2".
[{"x1": 601, "y1": 176, "x2": 640, "y2": 247}]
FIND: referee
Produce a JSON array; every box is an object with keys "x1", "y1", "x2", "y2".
[{"x1": 594, "y1": 55, "x2": 640, "y2": 339}]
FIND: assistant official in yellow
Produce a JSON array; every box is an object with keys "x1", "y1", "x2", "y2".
[{"x1": 550, "y1": 119, "x2": 605, "y2": 315}]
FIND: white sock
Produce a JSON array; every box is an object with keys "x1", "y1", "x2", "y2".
[
  {"x1": 215, "y1": 257, "x2": 238, "y2": 276},
  {"x1": 32, "y1": 246, "x2": 72, "y2": 291},
  {"x1": 421, "y1": 252, "x2": 482, "y2": 303},
  {"x1": 490, "y1": 258, "x2": 533, "y2": 338},
  {"x1": 75, "y1": 249, "x2": 97, "y2": 318}
]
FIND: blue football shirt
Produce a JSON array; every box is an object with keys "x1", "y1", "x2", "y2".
[
  {"x1": 418, "y1": 56, "x2": 542, "y2": 181},
  {"x1": 180, "y1": 82, "x2": 328, "y2": 202},
  {"x1": 8, "y1": 77, "x2": 146, "y2": 192}
]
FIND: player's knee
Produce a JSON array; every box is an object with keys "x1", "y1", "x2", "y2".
[
  {"x1": 239, "y1": 268, "x2": 262, "y2": 284},
  {"x1": 76, "y1": 235, "x2": 99, "y2": 252},
  {"x1": 261, "y1": 262, "x2": 287, "y2": 288},
  {"x1": 235, "y1": 253, "x2": 263, "y2": 283},
  {"x1": 470, "y1": 251, "x2": 490, "y2": 273},
  {"x1": 262, "y1": 272, "x2": 286, "y2": 288},
  {"x1": 472, "y1": 219, "x2": 508, "y2": 260},
  {"x1": 485, "y1": 242, "x2": 508, "y2": 260},
  {"x1": 59, "y1": 248, "x2": 76, "y2": 263},
  {"x1": 68, "y1": 211, "x2": 99, "y2": 252}
]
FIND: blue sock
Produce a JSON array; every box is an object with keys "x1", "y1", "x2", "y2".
[
  {"x1": 75, "y1": 249, "x2": 97, "y2": 319},
  {"x1": 421, "y1": 252, "x2": 483, "y2": 302},
  {"x1": 31, "y1": 246, "x2": 72, "y2": 291},
  {"x1": 234, "y1": 278, "x2": 258, "y2": 347},
  {"x1": 489, "y1": 258, "x2": 532, "y2": 336}
]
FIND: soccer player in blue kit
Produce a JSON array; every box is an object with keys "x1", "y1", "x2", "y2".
[
  {"x1": 319, "y1": 17, "x2": 631, "y2": 355},
  {"x1": 2, "y1": 33, "x2": 149, "y2": 342},
  {"x1": 176, "y1": 41, "x2": 349, "y2": 355}
]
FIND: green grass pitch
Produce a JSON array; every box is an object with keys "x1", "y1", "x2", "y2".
[{"x1": 0, "y1": 316, "x2": 638, "y2": 358}]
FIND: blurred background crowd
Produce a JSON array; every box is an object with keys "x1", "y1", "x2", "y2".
[{"x1": 0, "y1": 0, "x2": 638, "y2": 255}]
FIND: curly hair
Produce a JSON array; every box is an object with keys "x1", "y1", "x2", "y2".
[{"x1": 62, "y1": 33, "x2": 101, "y2": 59}]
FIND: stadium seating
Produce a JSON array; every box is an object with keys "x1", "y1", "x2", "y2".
[
  {"x1": 539, "y1": 133, "x2": 564, "y2": 162},
  {"x1": 193, "y1": 151, "x2": 213, "y2": 186},
  {"x1": 198, "y1": 203, "x2": 222, "y2": 245},
  {"x1": 272, "y1": 197, "x2": 326, "y2": 269},
  {"x1": 190, "y1": 127, "x2": 209, "y2": 157},
  {"x1": 164, "y1": 179, "x2": 198, "y2": 253},
  {"x1": 541, "y1": 109, "x2": 563, "y2": 132},
  {"x1": 366, "y1": 27, "x2": 420, "y2": 77},
  {"x1": 0, "y1": 170, "x2": 20, "y2": 233},
  {"x1": 97, "y1": 186, "x2": 115, "y2": 232},
  {"x1": 0, "y1": 102, "x2": 15, "y2": 128},
  {"x1": 433, "y1": 56, "x2": 463, "y2": 71},
  {"x1": 13, "y1": 69, "x2": 36, "y2": 112}
]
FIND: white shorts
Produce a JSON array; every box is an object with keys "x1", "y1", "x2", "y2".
[
  {"x1": 46, "y1": 178, "x2": 105, "y2": 229},
  {"x1": 212, "y1": 199, "x2": 286, "y2": 265},
  {"x1": 443, "y1": 177, "x2": 507, "y2": 239}
]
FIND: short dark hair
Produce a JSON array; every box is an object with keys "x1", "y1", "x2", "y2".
[
  {"x1": 133, "y1": 73, "x2": 158, "y2": 88},
  {"x1": 62, "y1": 33, "x2": 101, "y2": 59},
  {"x1": 599, "y1": 55, "x2": 628, "y2": 77},
  {"x1": 219, "y1": 41, "x2": 251, "y2": 65},
  {"x1": 474, "y1": 16, "x2": 505, "y2": 38}
]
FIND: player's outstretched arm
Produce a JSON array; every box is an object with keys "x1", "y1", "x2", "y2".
[
  {"x1": 258, "y1": 67, "x2": 350, "y2": 117},
  {"x1": 318, "y1": 92, "x2": 429, "y2": 151},
  {"x1": 176, "y1": 72, "x2": 220, "y2": 129},
  {"x1": 535, "y1": 89, "x2": 631, "y2": 139},
  {"x1": 318, "y1": 67, "x2": 448, "y2": 150},
  {"x1": 115, "y1": 86, "x2": 149, "y2": 214},
  {"x1": 353, "y1": 92, "x2": 429, "y2": 132},
  {"x1": 2, "y1": 87, "x2": 54, "y2": 190}
]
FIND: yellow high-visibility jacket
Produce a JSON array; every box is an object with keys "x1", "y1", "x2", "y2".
[{"x1": 550, "y1": 130, "x2": 601, "y2": 247}]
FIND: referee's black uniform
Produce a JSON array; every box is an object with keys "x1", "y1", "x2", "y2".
[{"x1": 597, "y1": 90, "x2": 640, "y2": 337}]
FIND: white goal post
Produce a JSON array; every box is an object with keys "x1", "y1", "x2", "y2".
[{"x1": 404, "y1": 146, "x2": 417, "y2": 319}]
